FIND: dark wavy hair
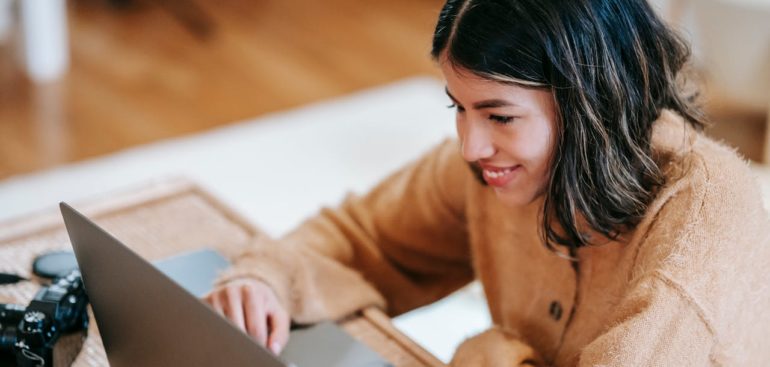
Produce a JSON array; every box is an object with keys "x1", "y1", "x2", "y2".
[{"x1": 431, "y1": 0, "x2": 705, "y2": 250}]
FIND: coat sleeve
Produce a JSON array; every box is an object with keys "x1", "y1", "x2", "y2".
[
  {"x1": 450, "y1": 328, "x2": 545, "y2": 367},
  {"x1": 576, "y1": 272, "x2": 715, "y2": 366},
  {"x1": 447, "y1": 273, "x2": 715, "y2": 367},
  {"x1": 215, "y1": 139, "x2": 474, "y2": 323}
]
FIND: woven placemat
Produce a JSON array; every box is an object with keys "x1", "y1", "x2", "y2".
[
  {"x1": 0, "y1": 183, "x2": 253, "y2": 366},
  {"x1": 0, "y1": 180, "x2": 445, "y2": 367}
]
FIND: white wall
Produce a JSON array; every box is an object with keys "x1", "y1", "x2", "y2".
[{"x1": 651, "y1": 0, "x2": 770, "y2": 111}]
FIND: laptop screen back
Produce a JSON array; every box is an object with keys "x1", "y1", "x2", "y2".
[{"x1": 60, "y1": 203, "x2": 286, "y2": 367}]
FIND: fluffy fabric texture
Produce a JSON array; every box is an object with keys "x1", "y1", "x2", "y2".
[
  {"x1": 450, "y1": 327, "x2": 544, "y2": 366},
  {"x1": 217, "y1": 110, "x2": 770, "y2": 366}
]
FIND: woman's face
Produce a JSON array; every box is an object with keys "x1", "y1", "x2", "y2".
[{"x1": 441, "y1": 59, "x2": 559, "y2": 207}]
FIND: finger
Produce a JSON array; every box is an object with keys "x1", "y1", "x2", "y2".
[
  {"x1": 209, "y1": 292, "x2": 224, "y2": 316},
  {"x1": 267, "y1": 309, "x2": 290, "y2": 354},
  {"x1": 222, "y1": 288, "x2": 246, "y2": 332},
  {"x1": 243, "y1": 286, "x2": 268, "y2": 345}
]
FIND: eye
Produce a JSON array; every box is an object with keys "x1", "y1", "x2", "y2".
[
  {"x1": 489, "y1": 114, "x2": 514, "y2": 124},
  {"x1": 447, "y1": 103, "x2": 465, "y2": 112}
]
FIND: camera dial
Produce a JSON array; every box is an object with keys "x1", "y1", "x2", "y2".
[{"x1": 21, "y1": 311, "x2": 46, "y2": 334}]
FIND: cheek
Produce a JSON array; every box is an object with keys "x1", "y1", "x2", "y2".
[{"x1": 506, "y1": 125, "x2": 553, "y2": 167}]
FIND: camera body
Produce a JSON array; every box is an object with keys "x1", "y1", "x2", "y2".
[{"x1": 0, "y1": 269, "x2": 89, "y2": 366}]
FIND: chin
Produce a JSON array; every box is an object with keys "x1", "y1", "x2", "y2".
[{"x1": 493, "y1": 189, "x2": 536, "y2": 207}]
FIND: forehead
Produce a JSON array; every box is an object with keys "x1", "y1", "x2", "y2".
[
  {"x1": 440, "y1": 61, "x2": 536, "y2": 103},
  {"x1": 440, "y1": 56, "x2": 489, "y2": 84},
  {"x1": 442, "y1": 65, "x2": 496, "y2": 90}
]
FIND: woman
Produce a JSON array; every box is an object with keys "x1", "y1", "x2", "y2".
[{"x1": 206, "y1": 0, "x2": 770, "y2": 365}]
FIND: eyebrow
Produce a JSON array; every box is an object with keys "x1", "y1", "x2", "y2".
[{"x1": 445, "y1": 87, "x2": 518, "y2": 109}]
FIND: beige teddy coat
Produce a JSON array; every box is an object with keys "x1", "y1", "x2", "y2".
[{"x1": 218, "y1": 110, "x2": 770, "y2": 366}]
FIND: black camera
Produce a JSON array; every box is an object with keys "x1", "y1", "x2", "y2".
[{"x1": 0, "y1": 269, "x2": 89, "y2": 367}]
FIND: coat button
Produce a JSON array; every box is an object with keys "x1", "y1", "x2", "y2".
[{"x1": 549, "y1": 301, "x2": 563, "y2": 321}]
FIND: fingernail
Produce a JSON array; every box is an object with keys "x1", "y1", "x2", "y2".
[{"x1": 270, "y1": 341, "x2": 282, "y2": 354}]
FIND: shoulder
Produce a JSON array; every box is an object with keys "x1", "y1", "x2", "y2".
[
  {"x1": 643, "y1": 118, "x2": 767, "y2": 268},
  {"x1": 643, "y1": 110, "x2": 764, "y2": 242},
  {"x1": 629, "y1": 111, "x2": 770, "y2": 340}
]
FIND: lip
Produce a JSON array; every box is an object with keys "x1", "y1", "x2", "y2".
[{"x1": 479, "y1": 163, "x2": 521, "y2": 187}]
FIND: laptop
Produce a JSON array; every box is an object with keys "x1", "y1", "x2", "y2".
[{"x1": 60, "y1": 202, "x2": 392, "y2": 367}]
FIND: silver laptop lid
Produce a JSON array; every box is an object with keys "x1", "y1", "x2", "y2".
[{"x1": 60, "y1": 202, "x2": 286, "y2": 367}]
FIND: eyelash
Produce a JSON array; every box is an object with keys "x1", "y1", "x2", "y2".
[
  {"x1": 446, "y1": 103, "x2": 464, "y2": 112},
  {"x1": 489, "y1": 115, "x2": 514, "y2": 124},
  {"x1": 447, "y1": 104, "x2": 515, "y2": 125}
]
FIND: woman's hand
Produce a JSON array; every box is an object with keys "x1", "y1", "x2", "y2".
[
  {"x1": 450, "y1": 327, "x2": 545, "y2": 367},
  {"x1": 204, "y1": 278, "x2": 290, "y2": 354}
]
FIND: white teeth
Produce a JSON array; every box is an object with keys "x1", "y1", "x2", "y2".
[{"x1": 484, "y1": 168, "x2": 514, "y2": 179}]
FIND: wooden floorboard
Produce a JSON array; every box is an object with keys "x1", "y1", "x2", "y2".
[{"x1": 0, "y1": 0, "x2": 444, "y2": 178}]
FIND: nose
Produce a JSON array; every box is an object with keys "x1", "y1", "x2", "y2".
[{"x1": 459, "y1": 120, "x2": 496, "y2": 162}]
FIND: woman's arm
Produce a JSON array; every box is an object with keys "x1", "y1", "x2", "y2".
[
  {"x1": 575, "y1": 272, "x2": 714, "y2": 366},
  {"x1": 447, "y1": 273, "x2": 714, "y2": 367},
  {"x1": 216, "y1": 138, "x2": 474, "y2": 323}
]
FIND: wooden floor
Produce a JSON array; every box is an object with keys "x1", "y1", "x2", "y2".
[
  {"x1": 0, "y1": 0, "x2": 444, "y2": 179},
  {"x1": 0, "y1": 0, "x2": 766, "y2": 179}
]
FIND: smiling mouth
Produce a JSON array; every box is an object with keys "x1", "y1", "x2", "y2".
[
  {"x1": 482, "y1": 166, "x2": 516, "y2": 178},
  {"x1": 468, "y1": 162, "x2": 522, "y2": 187},
  {"x1": 482, "y1": 165, "x2": 520, "y2": 186}
]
